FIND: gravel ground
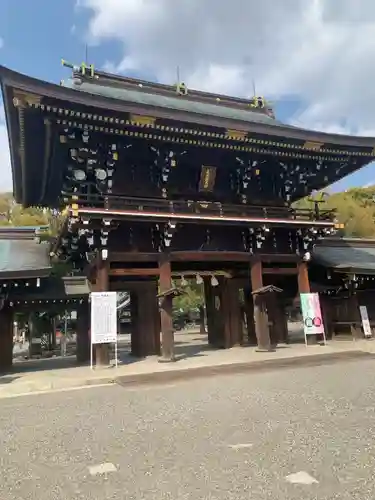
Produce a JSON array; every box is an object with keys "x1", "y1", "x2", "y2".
[{"x1": 1, "y1": 359, "x2": 375, "y2": 499}]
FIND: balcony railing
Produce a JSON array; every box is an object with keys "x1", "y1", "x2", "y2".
[{"x1": 65, "y1": 192, "x2": 336, "y2": 223}]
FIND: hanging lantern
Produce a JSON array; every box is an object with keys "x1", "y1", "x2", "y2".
[
  {"x1": 180, "y1": 276, "x2": 188, "y2": 287},
  {"x1": 211, "y1": 275, "x2": 219, "y2": 287}
]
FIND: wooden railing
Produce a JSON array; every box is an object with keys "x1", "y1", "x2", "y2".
[{"x1": 65, "y1": 192, "x2": 336, "y2": 223}]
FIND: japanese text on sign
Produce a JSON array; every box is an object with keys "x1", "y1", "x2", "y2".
[{"x1": 90, "y1": 292, "x2": 117, "y2": 344}]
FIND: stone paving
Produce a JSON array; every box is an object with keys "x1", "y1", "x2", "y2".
[
  {"x1": 2, "y1": 357, "x2": 375, "y2": 499},
  {"x1": 1, "y1": 331, "x2": 374, "y2": 398}
]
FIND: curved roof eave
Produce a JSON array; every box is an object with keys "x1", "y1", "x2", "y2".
[
  {"x1": 1, "y1": 65, "x2": 375, "y2": 149},
  {"x1": 0, "y1": 77, "x2": 22, "y2": 201}
]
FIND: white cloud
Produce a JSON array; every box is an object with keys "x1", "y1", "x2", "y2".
[
  {"x1": 0, "y1": 104, "x2": 12, "y2": 192},
  {"x1": 0, "y1": 37, "x2": 3, "y2": 49},
  {"x1": 77, "y1": 0, "x2": 375, "y2": 135}
]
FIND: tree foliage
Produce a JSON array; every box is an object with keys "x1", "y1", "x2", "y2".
[
  {"x1": 173, "y1": 281, "x2": 204, "y2": 312},
  {"x1": 294, "y1": 186, "x2": 375, "y2": 238},
  {"x1": 0, "y1": 193, "x2": 64, "y2": 235}
]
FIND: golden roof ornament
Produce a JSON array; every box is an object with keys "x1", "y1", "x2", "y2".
[
  {"x1": 176, "y1": 81, "x2": 188, "y2": 96},
  {"x1": 249, "y1": 95, "x2": 265, "y2": 109},
  {"x1": 61, "y1": 59, "x2": 96, "y2": 79}
]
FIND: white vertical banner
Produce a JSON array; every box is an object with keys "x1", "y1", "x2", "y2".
[
  {"x1": 359, "y1": 305, "x2": 372, "y2": 338},
  {"x1": 300, "y1": 292, "x2": 327, "y2": 346},
  {"x1": 90, "y1": 291, "x2": 118, "y2": 369}
]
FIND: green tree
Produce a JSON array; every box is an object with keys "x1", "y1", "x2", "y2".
[
  {"x1": 295, "y1": 187, "x2": 375, "y2": 238},
  {"x1": 174, "y1": 282, "x2": 204, "y2": 312},
  {"x1": 0, "y1": 194, "x2": 65, "y2": 238}
]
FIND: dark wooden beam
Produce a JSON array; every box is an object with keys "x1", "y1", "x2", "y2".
[
  {"x1": 259, "y1": 254, "x2": 300, "y2": 263},
  {"x1": 130, "y1": 283, "x2": 160, "y2": 357},
  {"x1": 9, "y1": 301, "x2": 85, "y2": 313},
  {"x1": 109, "y1": 268, "x2": 160, "y2": 276},
  {"x1": 250, "y1": 261, "x2": 272, "y2": 351},
  {"x1": 203, "y1": 277, "x2": 215, "y2": 347},
  {"x1": 0, "y1": 307, "x2": 13, "y2": 372},
  {"x1": 76, "y1": 302, "x2": 90, "y2": 363},
  {"x1": 262, "y1": 267, "x2": 298, "y2": 275},
  {"x1": 109, "y1": 280, "x2": 157, "y2": 291},
  {"x1": 110, "y1": 252, "x2": 158, "y2": 262},
  {"x1": 108, "y1": 251, "x2": 301, "y2": 264},
  {"x1": 243, "y1": 287, "x2": 257, "y2": 345},
  {"x1": 297, "y1": 262, "x2": 310, "y2": 293},
  {"x1": 171, "y1": 252, "x2": 251, "y2": 262},
  {"x1": 158, "y1": 255, "x2": 174, "y2": 362},
  {"x1": 226, "y1": 279, "x2": 243, "y2": 347}
]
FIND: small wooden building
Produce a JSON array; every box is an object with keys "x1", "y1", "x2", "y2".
[
  {"x1": 0, "y1": 226, "x2": 51, "y2": 369},
  {"x1": 311, "y1": 237, "x2": 375, "y2": 339},
  {"x1": 0, "y1": 227, "x2": 91, "y2": 370}
]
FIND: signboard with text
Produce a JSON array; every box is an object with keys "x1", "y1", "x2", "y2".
[
  {"x1": 300, "y1": 293, "x2": 326, "y2": 344},
  {"x1": 359, "y1": 305, "x2": 372, "y2": 338},
  {"x1": 90, "y1": 291, "x2": 117, "y2": 344}
]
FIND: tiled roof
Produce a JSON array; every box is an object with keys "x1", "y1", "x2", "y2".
[
  {"x1": 0, "y1": 239, "x2": 51, "y2": 279},
  {"x1": 313, "y1": 239, "x2": 375, "y2": 272},
  {"x1": 0, "y1": 226, "x2": 49, "y2": 240},
  {"x1": 9, "y1": 276, "x2": 90, "y2": 301},
  {"x1": 63, "y1": 79, "x2": 282, "y2": 127}
]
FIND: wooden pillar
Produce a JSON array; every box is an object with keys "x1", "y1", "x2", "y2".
[
  {"x1": 130, "y1": 291, "x2": 139, "y2": 355},
  {"x1": 0, "y1": 306, "x2": 13, "y2": 372},
  {"x1": 226, "y1": 279, "x2": 243, "y2": 347},
  {"x1": 28, "y1": 312, "x2": 38, "y2": 357},
  {"x1": 267, "y1": 293, "x2": 277, "y2": 346},
  {"x1": 267, "y1": 292, "x2": 288, "y2": 346},
  {"x1": 206, "y1": 278, "x2": 226, "y2": 348},
  {"x1": 199, "y1": 305, "x2": 206, "y2": 335},
  {"x1": 131, "y1": 283, "x2": 160, "y2": 357},
  {"x1": 204, "y1": 278, "x2": 242, "y2": 349},
  {"x1": 50, "y1": 316, "x2": 57, "y2": 350},
  {"x1": 159, "y1": 256, "x2": 174, "y2": 362},
  {"x1": 95, "y1": 257, "x2": 111, "y2": 366},
  {"x1": 218, "y1": 278, "x2": 232, "y2": 349},
  {"x1": 250, "y1": 261, "x2": 272, "y2": 351},
  {"x1": 349, "y1": 291, "x2": 362, "y2": 339},
  {"x1": 275, "y1": 299, "x2": 288, "y2": 344},
  {"x1": 204, "y1": 277, "x2": 216, "y2": 346},
  {"x1": 320, "y1": 295, "x2": 333, "y2": 340},
  {"x1": 297, "y1": 262, "x2": 310, "y2": 293},
  {"x1": 243, "y1": 287, "x2": 257, "y2": 345},
  {"x1": 76, "y1": 301, "x2": 90, "y2": 363},
  {"x1": 146, "y1": 283, "x2": 161, "y2": 355}
]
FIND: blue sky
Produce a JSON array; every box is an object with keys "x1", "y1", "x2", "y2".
[
  {"x1": 0, "y1": 0, "x2": 374, "y2": 194},
  {"x1": 0, "y1": 0, "x2": 124, "y2": 87}
]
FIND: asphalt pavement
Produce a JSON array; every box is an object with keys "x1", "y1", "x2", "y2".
[{"x1": 1, "y1": 358, "x2": 375, "y2": 499}]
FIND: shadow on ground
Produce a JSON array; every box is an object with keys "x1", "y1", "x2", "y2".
[
  {"x1": 0, "y1": 375, "x2": 20, "y2": 384},
  {"x1": 7, "y1": 326, "x2": 350, "y2": 376}
]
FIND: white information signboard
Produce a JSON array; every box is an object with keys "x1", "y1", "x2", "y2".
[
  {"x1": 359, "y1": 305, "x2": 372, "y2": 338},
  {"x1": 90, "y1": 291, "x2": 118, "y2": 368}
]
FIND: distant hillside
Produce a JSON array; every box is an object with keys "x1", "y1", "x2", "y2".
[
  {"x1": 0, "y1": 192, "x2": 48, "y2": 227},
  {"x1": 294, "y1": 186, "x2": 375, "y2": 238},
  {"x1": 0, "y1": 193, "x2": 63, "y2": 235}
]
